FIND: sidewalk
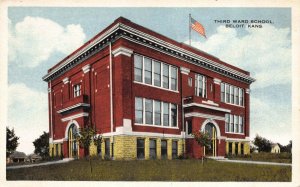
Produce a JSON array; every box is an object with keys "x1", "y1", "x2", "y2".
[
  {"x1": 6, "y1": 158, "x2": 74, "y2": 170},
  {"x1": 218, "y1": 159, "x2": 292, "y2": 166}
]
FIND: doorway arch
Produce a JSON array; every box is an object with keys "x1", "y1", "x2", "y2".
[
  {"x1": 65, "y1": 120, "x2": 80, "y2": 158},
  {"x1": 201, "y1": 119, "x2": 220, "y2": 157}
]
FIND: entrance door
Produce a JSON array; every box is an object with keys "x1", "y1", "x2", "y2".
[
  {"x1": 204, "y1": 123, "x2": 217, "y2": 157},
  {"x1": 68, "y1": 124, "x2": 79, "y2": 158}
]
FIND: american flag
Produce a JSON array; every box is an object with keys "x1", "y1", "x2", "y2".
[{"x1": 191, "y1": 17, "x2": 206, "y2": 38}]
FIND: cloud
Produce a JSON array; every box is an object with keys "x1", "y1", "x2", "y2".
[
  {"x1": 9, "y1": 16, "x2": 86, "y2": 68},
  {"x1": 188, "y1": 25, "x2": 291, "y2": 145},
  {"x1": 189, "y1": 24, "x2": 291, "y2": 89},
  {"x1": 250, "y1": 96, "x2": 291, "y2": 145},
  {"x1": 7, "y1": 83, "x2": 48, "y2": 154}
]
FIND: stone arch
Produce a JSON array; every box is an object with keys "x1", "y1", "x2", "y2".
[
  {"x1": 64, "y1": 120, "x2": 80, "y2": 140},
  {"x1": 200, "y1": 119, "x2": 221, "y2": 138}
]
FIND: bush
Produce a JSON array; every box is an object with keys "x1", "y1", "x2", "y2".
[
  {"x1": 104, "y1": 155, "x2": 111, "y2": 161},
  {"x1": 178, "y1": 154, "x2": 189, "y2": 160}
]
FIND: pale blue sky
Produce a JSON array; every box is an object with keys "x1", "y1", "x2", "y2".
[{"x1": 7, "y1": 7, "x2": 291, "y2": 154}]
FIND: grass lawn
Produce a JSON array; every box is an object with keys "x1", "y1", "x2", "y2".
[
  {"x1": 227, "y1": 152, "x2": 292, "y2": 163},
  {"x1": 6, "y1": 158, "x2": 291, "y2": 181}
]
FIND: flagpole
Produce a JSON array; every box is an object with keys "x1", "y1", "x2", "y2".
[{"x1": 189, "y1": 13, "x2": 191, "y2": 46}]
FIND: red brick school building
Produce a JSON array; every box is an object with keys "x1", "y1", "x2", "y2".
[{"x1": 43, "y1": 17, "x2": 255, "y2": 160}]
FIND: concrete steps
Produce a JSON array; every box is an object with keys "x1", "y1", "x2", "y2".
[{"x1": 206, "y1": 156, "x2": 228, "y2": 160}]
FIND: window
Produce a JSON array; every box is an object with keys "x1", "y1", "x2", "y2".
[
  {"x1": 55, "y1": 144, "x2": 59, "y2": 156},
  {"x1": 134, "y1": 54, "x2": 178, "y2": 91},
  {"x1": 230, "y1": 114, "x2": 234, "y2": 132},
  {"x1": 154, "y1": 101, "x2": 161, "y2": 125},
  {"x1": 145, "y1": 99, "x2": 153, "y2": 124},
  {"x1": 188, "y1": 77, "x2": 193, "y2": 87},
  {"x1": 163, "y1": 102, "x2": 169, "y2": 126},
  {"x1": 163, "y1": 64, "x2": 169, "y2": 89},
  {"x1": 134, "y1": 55, "x2": 143, "y2": 82},
  {"x1": 235, "y1": 143, "x2": 239, "y2": 155},
  {"x1": 170, "y1": 104, "x2": 177, "y2": 127},
  {"x1": 221, "y1": 82, "x2": 244, "y2": 107},
  {"x1": 137, "y1": 139, "x2": 145, "y2": 159},
  {"x1": 154, "y1": 61, "x2": 161, "y2": 87},
  {"x1": 144, "y1": 57, "x2": 152, "y2": 84},
  {"x1": 225, "y1": 114, "x2": 229, "y2": 132},
  {"x1": 234, "y1": 115, "x2": 239, "y2": 133},
  {"x1": 228, "y1": 142, "x2": 232, "y2": 154},
  {"x1": 234, "y1": 87, "x2": 239, "y2": 105},
  {"x1": 225, "y1": 84, "x2": 230, "y2": 102},
  {"x1": 170, "y1": 66, "x2": 177, "y2": 91},
  {"x1": 239, "y1": 116, "x2": 244, "y2": 133},
  {"x1": 187, "y1": 121, "x2": 192, "y2": 135},
  {"x1": 134, "y1": 97, "x2": 177, "y2": 127},
  {"x1": 239, "y1": 88, "x2": 244, "y2": 106},
  {"x1": 135, "y1": 97, "x2": 143, "y2": 123},
  {"x1": 172, "y1": 140, "x2": 178, "y2": 159},
  {"x1": 73, "y1": 84, "x2": 81, "y2": 97},
  {"x1": 230, "y1": 86, "x2": 234, "y2": 104},
  {"x1": 195, "y1": 74, "x2": 206, "y2": 98},
  {"x1": 105, "y1": 139, "x2": 110, "y2": 157},
  {"x1": 149, "y1": 139, "x2": 157, "y2": 159},
  {"x1": 241, "y1": 143, "x2": 244, "y2": 155},
  {"x1": 226, "y1": 114, "x2": 244, "y2": 134},
  {"x1": 221, "y1": 83, "x2": 225, "y2": 102},
  {"x1": 161, "y1": 140, "x2": 167, "y2": 159}
]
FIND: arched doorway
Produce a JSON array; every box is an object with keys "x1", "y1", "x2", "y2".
[
  {"x1": 204, "y1": 122, "x2": 218, "y2": 157},
  {"x1": 68, "y1": 124, "x2": 79, "y2": 158}
]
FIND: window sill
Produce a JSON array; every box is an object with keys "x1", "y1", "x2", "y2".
[
  {"x1": 225, "y1": 132, "x2": 245, "y2": 135},
  {"x1": 134, "y1": 81, "x2": 179, "y2": 93},
  {"x1": 221, "y1": 102, "x2": 245, "y2": 108},
  {"x1": 134, "y1": 123, "x2": 179, "y2": 129}
]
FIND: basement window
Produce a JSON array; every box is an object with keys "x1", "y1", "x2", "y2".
[
  {"x1": 137, "y1": 139, "x2": 145, "y2": 159},
  {"x1": 161, "y1": 140, "x2": 168, "y2": 159}
]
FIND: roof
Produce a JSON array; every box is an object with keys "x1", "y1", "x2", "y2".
[
  {"x1": 271, "y1": 143, "x2": 280, "y2": 147},
  {"x1": 10, "y1": 151, "x2": 27, "y2": 159},
  {"x1": 43, "y1": 17, "x2": 256, "y2": 84},
  {"x1": 28, "y1": 153, "x2": 42, "y2": 159}
]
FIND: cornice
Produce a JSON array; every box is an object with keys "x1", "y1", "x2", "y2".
[{"x1": 43, "y1": 21, "x2": 255, "y2": 84}]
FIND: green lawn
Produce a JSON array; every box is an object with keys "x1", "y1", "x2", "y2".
[
  {"x1": 6, "y1": 159, "x2": 291, "y2": 181},
  {"x1": 227, "y1": 152, "x2": 292, "y2": 163}
]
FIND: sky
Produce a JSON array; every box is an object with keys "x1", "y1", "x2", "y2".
[{"x1": 7, "y1": 7, "x2": 291, "y2": 154}]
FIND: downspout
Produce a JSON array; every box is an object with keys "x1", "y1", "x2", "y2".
[
  {"x1": 49, "y1": 81, "x2": 53, "y2": 141},
  {"x1": 180, "y1": 72, "x2": 185, "y2": 156},
  {"x1": 109, "y1": 42, "x2": 114, "y2": 159}
]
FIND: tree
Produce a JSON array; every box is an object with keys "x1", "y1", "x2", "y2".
[
  {"x1": 286, "y1": 140, "x2": 292, "y2": 153},
  {"x1": 192, "y1": 130, "x2": 211, "y2": 165},
  {"x1": 253, "y1": 134, "x2": 272, "y2": 152},
  {"x1": 6, "y1": 127, "x2": 19, "y2": 158},
  {"x1": 33, "y1": 131, "x2": 49, "y2": 158},
  {"x1": 76, "y1": 126, "x2": 102, "y2": 173}
]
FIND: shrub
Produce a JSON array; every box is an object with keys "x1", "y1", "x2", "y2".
[{"x1": 104, "y1": 155, "x2": 111, "y2": 161}]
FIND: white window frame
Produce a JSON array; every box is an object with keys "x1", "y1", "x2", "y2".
[
  {"x1": 134, "y1": 54, "x2": 178, "y2": 92},
  {"x1": 135, "y1": 97, "x2": 178, "y2": 129},
  {"x1": 225, "y1": 114, "x2": 245, "y2": 134},
  {"x1": 73, "y1": 84, "x2": 81, "y2": 98},
  {"x1": 195, "y1": 74, "x2": 207, "y2": 98},
  {"x1": 221, "y1": 82, "x2": 245, "y2": 107}
]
